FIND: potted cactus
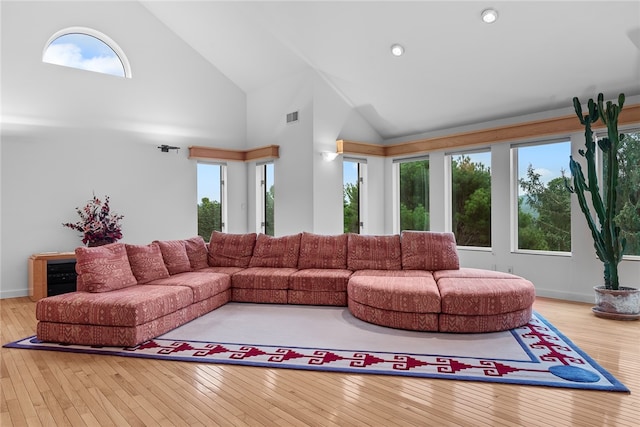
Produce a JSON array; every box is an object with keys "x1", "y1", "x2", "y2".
[{"x1": 567, "y1": 93, "x2": 639, "y2": 320}]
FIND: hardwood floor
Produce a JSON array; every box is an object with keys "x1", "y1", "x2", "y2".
[{"x1": 1, "y1": 296, "x2": 638, "y2": 426}]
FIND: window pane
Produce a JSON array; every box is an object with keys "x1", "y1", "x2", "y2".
[
  {"x1": 265, "y1": 163, "x2": 275, "y2": 236},
  {"x1": 451, "y1": 152, "x2": 491, "y2": 247},
  {"x1": 399, "y1": 159, "x2": 429, "y2": 231},
  {"x1": 43, "y1": 33, "x2": 126, "y2": 77},
  {"x1": 517, "y1": 141, "x2": 571, "y2": 251},
  {"x1": 343, "y1": 161, "x2": 360, "y2": 233},
  {"x1": 197, "y1": 163, "x2": 222, "y2": 241},
  {"x1": 609, "y1": 130, "x2": 640, "y2": 256}
]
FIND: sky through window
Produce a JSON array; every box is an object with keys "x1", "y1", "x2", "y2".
[{"x1": 43, "y1": 33, "x2": 126, "y2": 77}]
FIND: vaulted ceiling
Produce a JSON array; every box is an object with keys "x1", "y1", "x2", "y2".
[{"x1": 142, "y1": 1, "x2": 640, "y2": 141}]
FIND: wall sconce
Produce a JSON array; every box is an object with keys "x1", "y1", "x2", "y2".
[
  {"x1": 321, "y1": 151, "x2": 339, "y2": 162},
  {"x1": 158, "y1": 144, "x2": 180, "y2": 153}
]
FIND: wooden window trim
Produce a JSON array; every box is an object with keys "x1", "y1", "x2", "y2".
[
  {"x1": 189, "y1": 145, "x2": 279, "y2": 162},
  {"x1": 338, "y1": 103, "x2": 640, "y2": 157}
]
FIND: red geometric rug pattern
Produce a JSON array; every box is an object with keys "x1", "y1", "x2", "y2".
[{"x1": 4, "y1": 312, "x2": 628, "y2": 392}]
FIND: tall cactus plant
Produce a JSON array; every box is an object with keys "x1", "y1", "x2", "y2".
[{"x1": 567, "y1": 93, "x2": 626, "y2": 290}]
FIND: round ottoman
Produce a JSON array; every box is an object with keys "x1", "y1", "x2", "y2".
[
  {"x1": 347, "y1": 274, "x2": 441, "y2": 331},
  {"x1": 436, "y1": 275, "x2": 536, "y2": 333}
]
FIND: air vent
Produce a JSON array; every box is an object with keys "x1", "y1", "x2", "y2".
[{"x1": 286, "y1": 111, "x2": 299, "y2": 124}]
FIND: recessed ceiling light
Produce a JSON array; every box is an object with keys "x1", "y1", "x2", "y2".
[
  {"x1": 390, "y1": 43, "x2": 404, "y2": 57},
  {"x1": 481, "y1": 9, "x2": 498, "y2": 24}
]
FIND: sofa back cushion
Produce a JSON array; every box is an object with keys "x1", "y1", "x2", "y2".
[
  {"x1": 347, "y1": 234, "x2": 402, "y2": 270},
  {"x1": 208, "y1": 231, "x2": 257, "y2": 267},
  {"x1": 184, "y1": 236, "x2": 209, "y2": 270},
  {"x1": 75, "y1": 243, "x2": 137, "y2": 292},
  {"x1": 297, "y1": 232, "x2": 348, "y2": 269},
  {"x1": 155, "y1": 240, "x2": 192, "y2": 274},
  {"x1": 125, "y1": 242, "x2": 170, "y2": 284},
  {"x1": 249, "y1": 233, "x2": 302, "y2": 268},
  {"x1": 401, "y1": 231, "x2": 460, "y2": 271}
]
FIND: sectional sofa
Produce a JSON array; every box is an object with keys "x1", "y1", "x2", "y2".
[{"x1": 36, "y1": 231, "x2": 536, "y2": 347}]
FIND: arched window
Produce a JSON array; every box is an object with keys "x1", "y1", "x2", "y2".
[{"x1": 43, "y1": 27, "x2": 131, "y2": 78}]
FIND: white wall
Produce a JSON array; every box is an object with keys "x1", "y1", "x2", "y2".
[
  {"x1": 246, "y1": 69, "x2": 314, "y2": 236},
  {"x1": 312, "y1": 73, "x2": 383, "y2": 234},
  {"x1": 246, "y1": 70, "x2": 383, "y2": 236},
  {"x1": 1, "y1": 1, "x2": 246, "y2": 297}
]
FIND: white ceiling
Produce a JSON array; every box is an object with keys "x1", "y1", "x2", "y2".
[{"x1": 141, "y1": 1, "x2": 640, "y2": 141}]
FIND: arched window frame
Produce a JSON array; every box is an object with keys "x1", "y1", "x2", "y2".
[{"x1": 43, "y1": 27, "x2": 132, "y2": 78}]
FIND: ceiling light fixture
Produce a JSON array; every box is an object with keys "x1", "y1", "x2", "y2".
[
  {"x1": 481, "y1": 9, "x2": 498, "y2": 24},
  {"x1": 390, "y1": 43, "x2": 404, "y2": 57}
]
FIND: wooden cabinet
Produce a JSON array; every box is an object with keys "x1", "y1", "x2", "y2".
[{"x1": 28, "y1": 252, "x2": 77, "y2": 301}]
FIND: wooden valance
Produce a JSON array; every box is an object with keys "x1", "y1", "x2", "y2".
[
  {"x1": 338, "y1": 103, "x2": 640, "y2": 158},
  {"x1": 189, "y1": 145, "x2": 279, "y2": 162}
]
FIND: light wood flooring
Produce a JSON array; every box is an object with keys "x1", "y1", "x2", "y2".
[{"x1": 1, "y1": 296, "x2": 638, "y2": 426}]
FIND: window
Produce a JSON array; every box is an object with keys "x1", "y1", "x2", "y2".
[
  {"x1": 605, "y1": 129, "x2": 640, "y2": 257},
  {"x1": 343, "y1": 159, "x2": 366, "y2": 233},
  {"x1": 450, "y1": 151, "x2": 491, "y2": 247},
  {"x1": 396, "y1": 157, "x2": 429, "y2": 231},
  {"x1": 197, "y1": 163, "x2": 226, "y2": 240},
  {"x1": 514, "y1": 140, "x2": 571, "y2": 252},
  {"x1": 43, "y1": 28, "x2": 131, "y2": 78},
  {"x1": 257, "y1": 163, "x2": 274, "y2": 235}
]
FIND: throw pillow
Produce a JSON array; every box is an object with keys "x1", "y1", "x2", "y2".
[
  {"x1": 125, "y1": 242, "x2": 170, "y2": 284},
  {"x1": 184, "y1": 236, "x2": 209, "y2": 270},
  {"x1": 401, "y1": 231, "x2": 460, "y2": 271},
  {"x1": 249, "y1": 233, "x2": 302, "y2": 268},
  {"x1": 347, "y1": 233, "x2": 402, "y2": 270},
  {"x1": 75, "y1": 243, "x2": 137, "y2": 292},
  {"x1": 155, "y1": 240, "x2": 192, "y2": 274},
  {"x1": 298, "y1": 232, "x2": 348, "y2": 269},
  {"x1": 208, "y1": 231, "x2": 257, "y2": 267}
]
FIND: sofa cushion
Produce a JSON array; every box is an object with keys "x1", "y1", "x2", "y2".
[
  {"x1": 232, "y1": 267, "x2": 297, "y2": 289},
  {"x1": 437, "y1": 277, "x2": 536, "y2": 315},
  {"x1": 125, "y1": 242, "x2": 170, "y2": 284},
  {"x1": 75, "y1": 243, "x2": 137, "y2": 293},
  {"x1": 297, "y1": 232, "x2": 348, "y2": 269},
  {"x1": 35, "y1": 284, "x2": 193, "y2": 327},
  {"x1": 197, "y1": 266, "x2": 246, "y2": 275},
  {"x1": 289, "y1": 269, "x2": 353, "y2": 292},
  {"x1": 432, "y1": 267, "x2": 519, "y2": 281},
  {"x1": 401, "y1": 231, "x2": 460, "y2": 271},
  {"x1": 351, "y1": 270, "x2": 434, "y2": 278},
  {"x1": 208, "y1": 231, "x2": 257, "y2": 268},
  {"x1": 347, "y1": 275, "x2": 441, "y2": 313},
  {"x1": 184, "y1": 236, "x2": 209, "y2": 270},
  {"x1": 249, "y1": 233, "x2": 301, "y2": 268},
  {"x1": 347, "y1": 234, "x2": 402, "y2": 270},
  {"x1": 155, "y1": 240, "x2": 192, "y2": 275},
  {"x1": 147, "y1": 271, "x2": 231, "y2": 303}
]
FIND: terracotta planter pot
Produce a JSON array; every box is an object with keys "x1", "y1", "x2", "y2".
[{"x1": 592, "y1": 286, "x2": 640, "y2": 320}]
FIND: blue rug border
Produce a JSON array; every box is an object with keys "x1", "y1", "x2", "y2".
[
  {"x1": 3, "y1": 311, "x2": 630, "y2": 393},
  {"x1": 529, "y1": 312, "x2": 629, "y2": 392}
]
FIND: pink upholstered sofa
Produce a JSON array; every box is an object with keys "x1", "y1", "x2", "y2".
[{"x1": 36, "y1": 231, "x2": 536, "y2": 347}]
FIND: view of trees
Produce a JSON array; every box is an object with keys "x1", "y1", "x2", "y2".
[
  {"x1": 609, "y1": 130, "x2": 640, "y2": 255},
  {"x1": 518, "y1": 166, "x2": 571, "y2": 251},
  {"x1": 399, "y1": 160, "x2": 429, "y2": 231},
  {"x1": 197, "y1": 197, "x2": 221, "y2": 241},
  {"x1": 451, "y1": 155, "x2": 491, "y2": 247},
  {"x1": 265, "y1": 185, "x2": 274, "y2": 236},
  {"x1": 343, "y1": 182, "x2": 359, "y2": 233}
]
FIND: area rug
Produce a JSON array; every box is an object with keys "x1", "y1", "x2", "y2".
[{"x1": 4, "y1": 303, "x2": 628, "y2": 392}]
